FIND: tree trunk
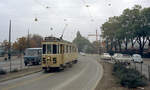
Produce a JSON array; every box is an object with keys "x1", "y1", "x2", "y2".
[
  {"x1": 106, "y1": 40, "x2": 109, "y2": 52},
  {"x1": 124, "y1": 38, "x2": 128, "y2": 51},
  {"x1": 110, "y1": 41, "x2": 113, "y2": 51},
  {"x1": 131, "y1": 38, "x2": 137, "y2": 49},
  {"x1": 118, "y1": 40, "x2": 122, "y2": 52},
  {"x1": 114, "y1": 43, "x2": 117, "y2": 52},
  {"x1": 137, "y1": 36, "x2": 147, "y2": 56}
]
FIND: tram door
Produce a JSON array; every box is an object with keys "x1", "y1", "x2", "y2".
[{"x1": 60, "y1": 44, "x2": 64, "y2": 64}]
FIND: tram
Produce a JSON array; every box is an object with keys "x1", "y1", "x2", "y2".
[{"x1": 42, "y1": 37, "x2": 78, "y2": 71}]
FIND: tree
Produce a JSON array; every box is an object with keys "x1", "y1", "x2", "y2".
[
  {"x1": 141, "y1": 7, "x2": 150, "y2": 50},
  {"x1": 73, "y1": 31, "x2": 94, "y2": 53},
  {"x1": 16, "y1": 37, "x2": 27, "y2": 53},
  {"x1": 12, "y1": 34, "x2": 43, "y2": 54},
  {"x1": 1, "y1": 40, "x2": 9, "y2": 53},
  {"x1": 30, "y1": 34, "x2": 43, "y2": 48}
]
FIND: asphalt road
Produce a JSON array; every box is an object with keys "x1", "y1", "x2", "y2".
[{"x1": 0, "y1": 55, "x2": 103, "y2": 90}]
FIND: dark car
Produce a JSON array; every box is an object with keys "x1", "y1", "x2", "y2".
[{"x1": 0, "y1": 49, "x2": 5, "y2": 57}]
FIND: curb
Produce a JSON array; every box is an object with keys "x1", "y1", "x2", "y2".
[
  {"x1": 0, "y1": 69, "x2": 42, "y2": 83},
  {"x1": 93, "y1": 60, "x2": 104, "y2": 90}
]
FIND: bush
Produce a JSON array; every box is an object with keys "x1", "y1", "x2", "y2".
[
  {"x1": 113, "y1": 63, "x2": 147, "y2": 88},
  {"x1": 0, "y1": 69, "x2": 7, "y2": 75}
]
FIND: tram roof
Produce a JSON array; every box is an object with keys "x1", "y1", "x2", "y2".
[{"x1": 43, "y1": 36, "x2": 72, "y2": 44}]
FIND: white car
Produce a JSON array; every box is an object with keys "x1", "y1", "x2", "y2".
[
  {"x1": 115, "y1": 54, "x2": 132, "y2": 64},
  {"x1": 112, "y1": 53, "x2": 122, "y2": 60},
  {"x1": 132, "y1": 54, "x2": 143, "y2": 63},
  {"x1": 100, "y1": 53, "x2": 111, "y2": 60},
  {"x1": 80, "y1": 52, "x2": 86, "y2": 56}
]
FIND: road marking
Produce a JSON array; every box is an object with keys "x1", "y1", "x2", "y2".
[
  {"x1": 2, "y1": 73, "x2": 55, "y2": 90},
  {"x1": 52, "y1": 63, "x2": 89, "y2": 90},
  {"x1": 92, "y1": 61, "x2": 103, "y2": 90}
]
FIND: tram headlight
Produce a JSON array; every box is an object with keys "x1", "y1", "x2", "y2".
[
  {"x1": 42, "y1": 58, "x2": 46, "y2": 64},
  {"x1": 53, "y1": 58, "x2": 57, "y2": 64}
]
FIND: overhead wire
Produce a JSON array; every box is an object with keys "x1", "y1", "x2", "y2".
[{"x1": 81, "y1": 0, "x2": 94, "y2": 21}]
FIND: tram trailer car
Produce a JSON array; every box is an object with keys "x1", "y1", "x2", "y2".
[{"x1": 42, "y1": 37, "x2": 78, "y2": 71}]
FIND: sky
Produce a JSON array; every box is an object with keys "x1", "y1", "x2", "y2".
[{"x1": 0, "y1": 0, "x2": 150, "y2": 42}]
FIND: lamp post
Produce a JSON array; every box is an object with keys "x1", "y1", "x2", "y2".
[{"x1": 8, "y1": 20, "x2": 12, "y2": 72}]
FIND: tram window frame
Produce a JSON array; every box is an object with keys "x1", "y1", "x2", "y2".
[
  {"x1": 68, "y1": 46, "x2": 70, "y2": 53},
  {"x1": 53, "y1": 44, "x2": 57, "y2": 54},
  {"x1": 70, "y1": 46, "x2": 71, "y2": 53},
  {"x1": 72, "y1": 47, "x2": 74, "y2": 53},
  {"x1": 60, "y1": 44, "x2": 64, "y2": 54},
  {"x1": 57, "y1": 44, "x2": 59, "y2": 54},
  {"x1": 66, "y1": 45, "x2": 68, "y2": 53},
  {"x1": 47, "y1": 44, "x2": 51, "y2": 54},
  {"x1": 43, "y1": 44, "x2": 46, "y2": 54}
]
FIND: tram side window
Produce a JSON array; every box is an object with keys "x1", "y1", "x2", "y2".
[
  {"x1": 47, "y1": 44, "x2": 51, "y2": 54},
  {"x1": 60, "y1": 44, "x2": 64, "y2": 54},
  {"x1": 43, "y1": 44, "x2": 46, "y2": 54},
  {"x1": 70, "y1": 46, "x2": 71, "y2": 53},
  {"x1": 66, "y1": 45, "x2": 68, "y2": 53},
  {"x1": 53, "y1": 44, "x2": 57, "y2": 54}
]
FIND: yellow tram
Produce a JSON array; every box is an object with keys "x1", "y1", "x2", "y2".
[{"x1": 42, "y1": 37, "x2": 78, "y2": 71}]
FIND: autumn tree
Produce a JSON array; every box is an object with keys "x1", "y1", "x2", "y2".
[
  {"x1": 1, "y1": 40, "x2": 9, "y2": 52},
  {"x1": 12, "y1": 34, "x2": 43, "y2": 53}
]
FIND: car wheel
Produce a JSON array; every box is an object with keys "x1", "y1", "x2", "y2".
[{"x1": 25, "y1": 63, "x2": 28, "y2": 66}]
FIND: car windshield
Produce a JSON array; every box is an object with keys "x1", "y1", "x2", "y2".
[
  {"x1": 133, "y1": 55, "x2": 141, "y2": 58},
  {"x1": 25, "y1": 49, "x2": 41, "y2": 56}
]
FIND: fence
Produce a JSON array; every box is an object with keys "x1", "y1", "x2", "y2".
[
  {"x1": 130, "y1": 62, "x2": 150, "y2": 81},
  {"x1": 0, "y1": 56, "x2": 28, "y2": 72}
]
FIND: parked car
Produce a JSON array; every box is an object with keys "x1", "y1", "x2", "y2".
[
  {"x1": 132, "y1": 54, "x2": 143, "y2": 63},
  {"x1": 24, "y1": 48, "x2": 42, "y2": 66},
  {"x1": 112, "y1": 53, "x2": 122, "y2": 60},
  {"x1": 100, "y1": 53, "x2": 111, "y2": 60},
  {"x1": 0, "y1": 49, "x2": 5, "y2": 57},
  {"x1": 115, "y1": 54, "x2": 132, "y2": 64},
  {"x1": 80, "y1": 52, "x2": 86, "y2": 56}
]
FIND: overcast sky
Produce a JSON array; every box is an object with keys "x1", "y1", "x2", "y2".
[{"x1": 0, "y1": 0, "x2": 150, "y2": 42}]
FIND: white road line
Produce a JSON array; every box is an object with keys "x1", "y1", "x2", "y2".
[
  {"x1": 92, "y1": 60, "x2": 103, "y2": 90},
  {"x1": 51, "y1": 63, "x2": 89, "y2": 90}
]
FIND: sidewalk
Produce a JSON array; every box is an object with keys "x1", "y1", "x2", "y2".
[
  {"x1": 0, "y1": 66, "x2": 42, "y2": 82},
  {"x1": 95, "y1": 61, "x2": 128, "y2": 90}
]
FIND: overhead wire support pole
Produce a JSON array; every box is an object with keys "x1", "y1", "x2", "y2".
[
  {"x1": 8, "y1": 20, "x2": 12, "y2": 72},
  {"x1": 60, "y1": 24, "x2": 68, "y2": 39},
  {"x1": 27, "y1": 28, "x2": 30, "y2": 48}
]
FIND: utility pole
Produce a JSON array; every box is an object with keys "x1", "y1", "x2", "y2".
[
  {"x1": 27, "y1": 29, "x2": 30, "y2": 48},
  {"x1": 88, "y1": 30, "x2": 100, "y2": 54},
  {"x1": 8, "y1": 20, "x2": 12, "y2": 72}
]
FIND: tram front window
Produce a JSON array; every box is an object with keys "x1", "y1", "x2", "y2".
[
  {"x1": 43, "y1": 44, "x2": 46, "y2": 54},
  {"x1": 53, "y1": 44, "x2": 57, "y2": 54},
  {"x1": 47, "y1": 44, "x2": 51, "y2": 54}
]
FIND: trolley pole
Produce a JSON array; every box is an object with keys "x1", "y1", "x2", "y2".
[{"x1": 8, "y1": 20, "x2": 12, "y2": 72}]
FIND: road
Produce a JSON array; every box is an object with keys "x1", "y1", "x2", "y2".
[{"x1": 0, "y1": 55, "x2": 103, "y2": 90}]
